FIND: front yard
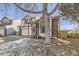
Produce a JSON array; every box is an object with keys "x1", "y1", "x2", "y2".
[
  {"x1": 0, "y1": 35, "x2": 79, "y2": 48},
  {"x1": 0, "y1": 35, "x2": 79, "y2": 56}
]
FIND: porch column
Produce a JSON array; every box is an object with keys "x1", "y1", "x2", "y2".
[{"x1": 36, "y1": 21, "x2": 39, "y2": 38}]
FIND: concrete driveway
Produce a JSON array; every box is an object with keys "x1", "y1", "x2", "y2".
[{"x1": 0, "y1": 35, "x2": 27, "y2": 44}]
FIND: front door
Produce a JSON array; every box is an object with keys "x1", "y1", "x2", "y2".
[{"x1": 52, "y1": 18, "x2": 58, "y2": 38}]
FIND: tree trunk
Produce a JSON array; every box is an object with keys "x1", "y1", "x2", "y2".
[
  {"x1": 45, "y1": 16, "x2": 51, "y2": 43},
  {"x1": 43, "y1": 3, "x2": 51, "y2": 43}
]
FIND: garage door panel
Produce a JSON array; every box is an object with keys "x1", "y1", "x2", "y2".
[
  {"x1": 0, "y1": 27, "x2": 5, "y2": 36},
  {"x1": 21, "y1": 27, "x2": 32, "y2": 36}
]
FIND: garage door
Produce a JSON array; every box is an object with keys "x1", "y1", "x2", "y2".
[
  {"x1": 6, "y1": 28, "x2": 16, "y2": 35},
  {"x1": 21, "y1": 27, "x2": 32, "y2": 36},
  {"x1": 0, "y1": 27, "x2": 5, "y2": 36}
]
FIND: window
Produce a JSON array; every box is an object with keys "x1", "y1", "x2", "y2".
[
  {"x1": 39, "y1": 19, "x2": 45, "y2": 33},
  {"x1": 24, "y1": 18, "x2": 32, "y2": 24}
]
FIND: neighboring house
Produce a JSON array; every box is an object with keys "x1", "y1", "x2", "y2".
[
  {"x1": 0, "y1": 15, "x2": 36, "y2": 36},
  {"x1": 0, "y1": 16, "x2": 13, "y2": 36},
  {"x1": 5, "y1": 19, "x2": 21, "y2": 35},
  {"x1": 0, "y1": 16, "x2": 13, "y2": 26},
  {"x1": 20, "y1": 15, "x2": 36, "y2": 36},
  {"x1": 0, "y1": 16, "x2": 21, "y2": 36}
]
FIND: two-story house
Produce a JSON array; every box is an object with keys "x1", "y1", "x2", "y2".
[
  {"x1": 0, "y1": 16, "x2": 13, "y2": 26},
  {"x1": 20, "y1": 15, "x2": 36, "y2": 36}
]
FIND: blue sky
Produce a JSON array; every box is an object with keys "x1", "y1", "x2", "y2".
[
  {"x1": 0, "y1": 3, "x2": 75, "y2": 30},
  {"x1": 60, "y1": 20, "x2": 75, "y2": 30}
]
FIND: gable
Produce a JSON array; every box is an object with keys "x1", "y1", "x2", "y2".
[
  {"x1": 0, "y1": 17, "x2": 13, "y2": 25},
  {"x1": 22, "y1": 15, "x2": 31, "y2": 20},
  {"x1": 21, "y1": 15, "x2": 36, "y2": 25}
]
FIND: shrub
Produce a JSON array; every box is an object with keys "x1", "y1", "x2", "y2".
[
  {"x1": 67, "y1": 33, "x2": 79, "y2": 38},
  {"x1": 58, "y1": 31, "x2": 67, "y2": 39}
]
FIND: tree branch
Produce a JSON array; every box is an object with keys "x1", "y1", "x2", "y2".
[
  {"x1": 38, "y1": 3, "x2": 59, "y2": 20},
  {"x1": 48, "y1": 3, "x2": 59, "y2": 16},
  {"x1": 14, "y1": 3, "x2": 42, "y2": 14},
  {"x1": 14, "y1": 3, "x2": 59, "y2": 20}
]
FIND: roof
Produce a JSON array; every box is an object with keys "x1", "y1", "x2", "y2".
[
  {"x1": 50, "y1": 16, "x2": 61, "y2": 19},
  {"x1": 21, "y1": 15, "x2": 36, "y2": 20},
  {"x1": 0, "y1": 16, "x2": 12, "y2": 21}
]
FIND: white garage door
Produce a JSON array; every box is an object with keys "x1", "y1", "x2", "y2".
[
  {"x1": 0, "y1": 27, "x2": 5, "y2": 36},
  {"x1": 21, "y1": 27, "x2": 32, "y2": 36},
  {"x1": 6, "y1": 28, "x2": 15, "y2": 35}
]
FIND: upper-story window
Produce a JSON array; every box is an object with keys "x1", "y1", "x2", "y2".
[
  {"x1": 22, "y1": 15, "x2": 36, "y2": 26},
  {"x1": 24, "y1": 18, "x2": 32, "y2": 24}
]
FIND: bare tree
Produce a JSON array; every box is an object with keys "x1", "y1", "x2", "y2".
[
  {"x1": 14, "y1": 3, "x2": 42, "y2": 14},
  {"x1": 43, "y1": 3, "x2": 50, "y2": 43}
]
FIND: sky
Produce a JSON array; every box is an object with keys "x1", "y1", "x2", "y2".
[{"x1": 0, "y1": 3, "x2": 75, "y2": 30}]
